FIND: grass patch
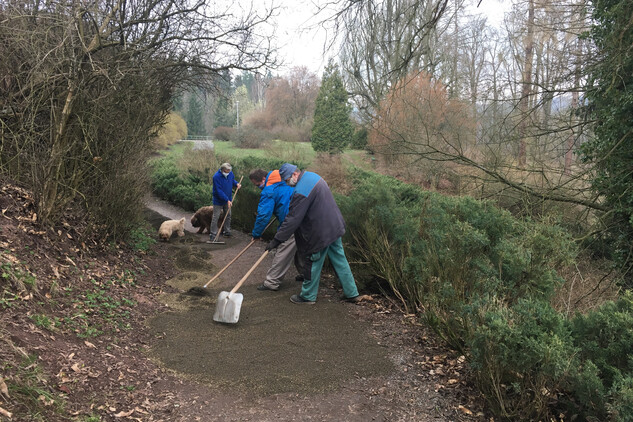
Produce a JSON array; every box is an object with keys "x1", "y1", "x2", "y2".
[
  {"x1": 62, "y1": 275, "x2": 138, "y2": 339},
  {"x1": 4, "y1": 353, "x2": 67, "y2": 420},
  {"x1": 127, "y1": 224, "x2": 157, "y2": 253},
  {"x1": 213, "y1": 139, "x2": 317, "y2": 164},
  {"x1": 154, "y1": 141, "x2": 190, "y2": 159}
]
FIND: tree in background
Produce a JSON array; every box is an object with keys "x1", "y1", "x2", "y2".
[
  {"x1": 213, "y1": 70, "x2": 236, "y2": 128},
  {"x1": 186, "y1": 94, "x2": 205, "y2": 136},
  {"x1": 369, "y1": 72, "x2": 474, "y2": 188},
  {"x1": 244, "y1": 66, "x2": 319, "y2": 142},
  {"x1": 350, "y1": 126, "x2": 368, "y2": 150},
  {"x1": 311, "y1": 61, "x2": 353, "y2": 154},
  {"x1": 234, "y1": 72, "x2": 254, "y2": 101},
  {"x1": 266, "y1": 67, "x2": 319, "y2": 128},
  {"x1": 582, "y1": 0, "x2": 633, "y2": 282},
  {"x1": 336, "y1": 0, "x2": 451, "y2": 122},
  {"x1": 233, "y1": 85, "x2": 255, "y2": 129},
  {"x1": 173, "y1": 95, "x2": 184, "y2": 113}
]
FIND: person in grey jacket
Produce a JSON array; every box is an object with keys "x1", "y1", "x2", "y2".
[{"x1": 266, "y1": 163, "x2": 360, "y2": 305}]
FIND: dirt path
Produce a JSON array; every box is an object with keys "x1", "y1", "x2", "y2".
[{"x1": 143, "y1": 198, "x2": 484, "y2": 421}]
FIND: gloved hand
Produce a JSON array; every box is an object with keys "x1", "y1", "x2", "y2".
[{"x1": 265, "y1": 238, "x2": 281, "y2": 251}]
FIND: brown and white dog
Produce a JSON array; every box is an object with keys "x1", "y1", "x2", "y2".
[
  {"x1": 190, "y1": 206, "x2": 224, "y2": 234},
  {"x1": 158, "y1": 217, "x2": 186, "y2": 241}
]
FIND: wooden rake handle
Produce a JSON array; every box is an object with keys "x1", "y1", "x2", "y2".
[
  {"x1": 229, "y1": 250, "x2": 269, "y2": 295},
  {"x1": 203, "y1": 239, "x2": 255, "y2": 288},
  {"x1": 214, "y1": 175, "x2": 244, "y2": 243},
  {"x1": 204, "y1": 217, "x2": 277, "y2": 288}
]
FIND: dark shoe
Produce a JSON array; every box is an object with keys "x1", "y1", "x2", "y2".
[
  {"x1": 290, "y1": 294, "x2": 315, "y2": 305},
  {"x1": 342, "y1": 295, "x2": 362, "y2": 303},
  {"x1": 295, "y1": 275, "x2": 304, "y2": 282},
  {"x1": 257, "y1": 284, "x2": 278, "y2": 291},
  {"x1": 222, "y1": 232, "x2": 232, "y2": 238}
]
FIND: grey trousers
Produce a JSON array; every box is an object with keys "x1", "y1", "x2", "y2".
[
  {"x1": 209, "y1": 202, "x2": 231, "y2": 239},
  {"x1": 263, "y1": 234, "x2": 302, "y2": 289}
]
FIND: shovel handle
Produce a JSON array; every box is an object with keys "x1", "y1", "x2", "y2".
[
  {"x1": 203, "y1": 217, "x2": 276, "y2": 288},
  {"x1": 204, "y1": 239, "x2": 255, "y2": 288},
  {"x1": 229, "y1": 250, "x2": 269, "y2": 295},
  {"x1": 213, "y1": 175, "x2": 244, "y2": 243}
]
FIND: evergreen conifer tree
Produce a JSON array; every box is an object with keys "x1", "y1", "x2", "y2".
[
  {"x1": 311, "y1": 61, "x2": 353, "y2": 154},
  {"x1": 186, "y1": 94, "x2": 205, "y2": 136},
  {"x1": 582, "y1": 0, "x2": 633, "y2": 281},
  {"x1": 213, "y1": 70, "x2": 235, "y2": 128}
]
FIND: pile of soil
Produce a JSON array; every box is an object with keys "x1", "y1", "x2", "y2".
[{"x1": 0, "y1": 182, "x2": 488, "y2": 421}]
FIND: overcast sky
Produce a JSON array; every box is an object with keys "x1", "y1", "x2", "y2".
[
  {"x1": 271, "y1": 1, "x2": 333, "y2": 75},
  {"x1": 271, "y1": 0, "x2": 511, "y2": 76}
]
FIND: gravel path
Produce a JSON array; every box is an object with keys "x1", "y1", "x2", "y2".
[{"x1": 142, "y1": 197, "x2": 483, "y2": 422}]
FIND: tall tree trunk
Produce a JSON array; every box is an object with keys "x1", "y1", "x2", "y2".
[
  {"x1": 565, "y1": 6, "x2": 586, "y2": 175},
  {"x1": 517, "y1": 0, "x2": 535, "y2": 167},
  {"x1": 450, "y1": 0, "x2": 459, "y2": 98},
  {"x1": 565, "y1": 41, "x2": 582, "y2": 174},
  {"x1": 39, "y1": 82, "x2": 76, "y2": 224}
]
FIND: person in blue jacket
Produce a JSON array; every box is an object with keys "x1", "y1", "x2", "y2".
[
  {"x1": 249, "y1": 168, "x2": 304, "y2": 291},
  {"x1": 265, "y1": 163, "x2": 360, "y2": 305},
  {"x1": 209, "y1": 162, "x2": 241, "y2": 240}
]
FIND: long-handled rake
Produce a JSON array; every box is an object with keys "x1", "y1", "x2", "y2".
[{"x1": 187, "y1": 218, "x2": 276, "y2": 296}]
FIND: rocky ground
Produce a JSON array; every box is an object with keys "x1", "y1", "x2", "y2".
[{"x1": 0, "y1": 181, "x2": 489, "y2": 421}]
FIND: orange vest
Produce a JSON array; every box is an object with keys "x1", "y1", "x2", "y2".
[{"x1": 265, "y1": 170, "x2": 282, "y2": 186}]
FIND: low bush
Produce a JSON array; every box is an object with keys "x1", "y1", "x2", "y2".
[
  {"x1": 470, "y1": 299, "x2": 576, "y2": 420},
  {"x1": 340, "y1": 168, "x2": 576, "y2": 313},
  {"x1": 213, "y1": 126, "x2": 234, "y2": 141},
  {"x1": 234, "y1": 125, "x2": 272, "y2": 149},
  {"x1": 270, "y1": 123, "x2": 312, "y2": 143},
  {"x1": 565, "y1": 292, "x2": 633, "y2": 421},
  {"x1": 154, "y1": 112, "x2": 187, "y2": 149},
  {"x1": 312, "y1": 154, "x2": 353, "y2": 194},
  {"x1": 338, "y1": 167, "x2": 583, "y2": 418}
]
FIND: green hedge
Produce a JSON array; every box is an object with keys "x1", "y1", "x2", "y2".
[
  {"x1": 339, "y1": 168, "x2": 575, "y2": 317},
  {"x1": 338, "y1": 168, "x2": 632, "y2": 420},
  {"x1": 150, "y1": 158, "x2": 212, "y2": 212},
  {"x1": 566, "y1": 292, "x2": 633, "y2": 421}
]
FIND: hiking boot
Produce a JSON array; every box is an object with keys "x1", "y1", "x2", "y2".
[
  {"x1": 295, "y1": 275, "x2": 304, "y2": 282},
  {"x1": 341, "y1": 295, "x2": 362, "y2": 303},
  {"x1": 257, "y1": 284, "x2": 279, "y2": 291},
  {"x1": 290, "y1": 294, "x2": 315, "y2": 305},
  {"x1": 222, "y1": 232, "x2": 232, "y2": 238}
]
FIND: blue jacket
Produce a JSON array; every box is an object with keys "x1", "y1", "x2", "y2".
[
  {"x1": 252, "y1": 170, "x2": 294, "y2": 238},
  {"x1": 212, "y1": 169, "x2": 238, "y2": 205},
  {"x1": 273, "y1": 171, "x2": 346, "y2": 254}
]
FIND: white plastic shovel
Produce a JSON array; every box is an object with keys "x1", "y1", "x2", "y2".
[{"x1": 213, "y1": 250, "x2": 269, "y2": 324}]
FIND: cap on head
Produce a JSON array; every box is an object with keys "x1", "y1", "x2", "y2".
[
  {"x1": 279, "y1": 163, "x2": 298, "y2": 181},
  {"x1": 220, "y1": 163, "x2": 232, "y2": 172}
]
